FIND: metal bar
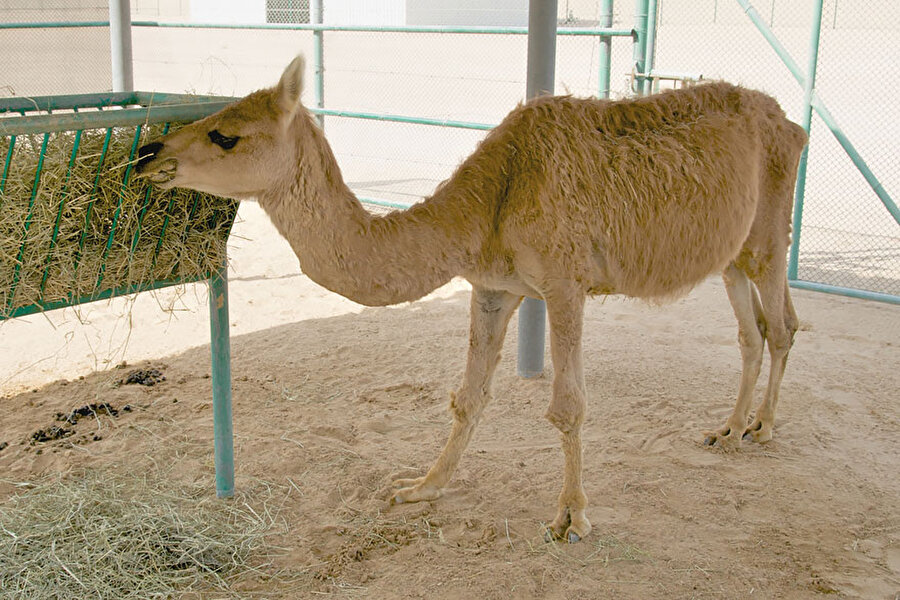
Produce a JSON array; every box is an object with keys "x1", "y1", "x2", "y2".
[
  {"x1": 0, "y1": 101, "x2": 234, "y2": 137},
  {"x1": 0, "y1": 21, "x2": 110, "y2": 29},
  {"x1": 632, "y1": 0, "x2": 649, "y2": 94},
  {"x1": 788, "y1": 0, "x2": 824, "y2": 280},
  {"x1": 7, "y1": 134, "x2": 50, "y2": 312},
  {"x1": 598, "y1": 0, "x2": 614, "y2": 98},
  {"x1": 130, "y1": 124, "x2": 171, "y2": 257},
  {"x1": 208, "y1": 263, "x2": 235, "y2": 498},
  {"x1": 789, "y1": 280, "x2": 899, "y2": 306},
  {"x1": 109, "y1": 0, "x2": 134, "y2": 92},
  {"x1": 311, "y1": 0, "x2": 325, "y2": 128},
  {"x1": 517, "y1": 0, "x2": 557, "y2": 379},
  {"x1": 0, "y1": 92, "x2": 230, "y2": 115},
  {"x1": 4, "y1": 272, "x2": 213, "y2": 320},
  {"x1": 308, "y1": 108, "x2": 494, "y2": 131},
  {"x1": 643, "y1": 0, "x2": 659, "y2": 94},
  {"x1": 95, "y1": 126, "x2": 142, "y2": 292},
  {"x1": 130, "y1": 20, "x2": 633, "y2": 37},
  {"x1": 70, "y1": 128, "x2": 113, "y2": 296},
  {"x1": 40, "y1": 129, "x2": 83, "y2": 300},
  {"x1": 359, "y1": 196, "x2": 414, "y2": 210},
  {"x1": 0, "y1": 136, "x2": 15, "y2": 206}
]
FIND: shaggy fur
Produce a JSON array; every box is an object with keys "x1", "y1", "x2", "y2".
[{"x1": 136, "y1": 56, "x2": 807, "y2": 543}]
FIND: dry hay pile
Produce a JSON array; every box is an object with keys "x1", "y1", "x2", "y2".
[
  {"x1": 0, "y1": 124, "x2": 238, "y2": 318},
  {"x1": 0, "y1": 469, "x2": 276, "y2": 599}
]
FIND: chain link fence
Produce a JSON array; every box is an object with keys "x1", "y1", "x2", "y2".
[{"x1": 2, "y1": 0, "x2": 897, "y2": 299}]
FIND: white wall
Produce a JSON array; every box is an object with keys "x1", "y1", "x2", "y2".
[
  {"x1": 325, "y1": 0, "x2": 405, "y2": 26},
  {"x1": 190, "y1": 0, "x2": 266, "y2": 24},
  {"x1": 406, "y1": 0, "x2": 527, "y2": 27}
]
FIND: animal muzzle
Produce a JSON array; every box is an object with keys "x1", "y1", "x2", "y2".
[
  {"x1": 135, "y1": 141, "x2": 177, "y2": 183},
  {"x1": 136, "y1": 141, "x2": 163, "y2": 172}
]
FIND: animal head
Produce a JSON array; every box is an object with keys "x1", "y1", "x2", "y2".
[{"x1": 136, "y1": 55, "x2": 310, "y2": 199}]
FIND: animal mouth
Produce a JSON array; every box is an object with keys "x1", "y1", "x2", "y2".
[{"x1": 141, "y1": 158, "x2": 178, "y2": 185}]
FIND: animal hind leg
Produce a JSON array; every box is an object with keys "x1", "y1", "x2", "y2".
[
  {"x1": 543, "y1": 282, "x2": 591, "y2": 543},
  {"x1": 744, "y1": 273, "x2": 797, "y2": 443},
  {"x1": 391, "y1": 287, "x2": 521, "y2": 504},
  {"x1": 705, "y1": 263, "x2": 766, "y2": 449}
]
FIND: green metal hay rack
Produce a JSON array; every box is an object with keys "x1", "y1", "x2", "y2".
[{"x1": 0, "y1": 92, "x2": 240, "y2": 498}]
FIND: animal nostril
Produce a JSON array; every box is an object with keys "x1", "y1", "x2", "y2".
[{"x1": 136, "y1": 141, "x2": 164, "y2": 171}]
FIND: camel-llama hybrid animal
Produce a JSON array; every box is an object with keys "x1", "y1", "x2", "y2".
[{"x1": 137, "y1": 56, "x2": 807, "y2": 543}]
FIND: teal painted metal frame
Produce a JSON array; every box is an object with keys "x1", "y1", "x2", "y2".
[
  {"x1": 735, "y1": 0, "x2": 899, "y2": 305},
  {"x1": 1, "y1": 92, "x2": 241, "y2": 496}
]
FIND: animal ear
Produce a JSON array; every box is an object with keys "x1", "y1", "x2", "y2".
[{"x1": 276, "y1": 54, "x2": 305, "y2": 113}]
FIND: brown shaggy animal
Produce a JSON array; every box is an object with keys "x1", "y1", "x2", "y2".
[{"x1": 136, "y1": 56, "x2": 808, "y2": 543}]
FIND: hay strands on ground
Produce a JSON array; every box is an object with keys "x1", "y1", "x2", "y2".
[{"x1": 0, "y1": 469, "x2": 277, "y2": 599}]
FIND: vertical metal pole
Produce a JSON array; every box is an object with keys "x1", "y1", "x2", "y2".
[
  {"x1": 311, "y1": 0, "x2": 325, "y2": 129},
  {"x1": 209, "y1": 262, "x2": 235, "y2": 498},
  {"x1": 788, "y1": 0, "x2": 824, "y2": 281},
  {"x1": 516, "y1": 0, "x2": 557, "y2": 378},
  {"x1": 598, "y1": 0, "x2": 614, "y2": 98},
  {"x1": 631, "y1": 0, "x2": 648, "y2": 95},
  {"x1": 109, "y1": 0, "x2": 134, "y2": 92},
  {"x1": 643, "y1": 0, "x2": 658, "y2": 94}
]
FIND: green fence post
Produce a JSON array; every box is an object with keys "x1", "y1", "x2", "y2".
[
  {"x1": 598, "y1": 0, "x2": 614, "y2": 98},
  {"x1": 788, "y1": 0, "x2": 824, "y2": 281},
  {"x1": 632, "y1": 0, "x2": 649, "y2": 94},
  {"x1": 209, "y1": 261, "x2": 234, "y2": 498}
]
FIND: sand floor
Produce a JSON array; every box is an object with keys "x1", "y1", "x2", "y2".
[{"x1": 1, "y1": 203, "x2": 898, "y2": 599}]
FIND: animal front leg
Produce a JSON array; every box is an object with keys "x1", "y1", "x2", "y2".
[
  {"x1": 391, "y1": 288, "x2": 521, "y2": 505},
  {"x1": 705, "y1": 264, "x2": 765, "y2": 449},
  {"x1": 543, "y1": 283, "x2": 591, "y2": 543}
]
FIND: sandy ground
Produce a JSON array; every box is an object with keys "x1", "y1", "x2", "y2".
[{"x1": 1, "y1": 202, "x2": 898, "y2": 599}]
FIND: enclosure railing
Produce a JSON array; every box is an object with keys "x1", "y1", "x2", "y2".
[{"x1": 734, "y1": 0, "x2": 899, "y2": 304}]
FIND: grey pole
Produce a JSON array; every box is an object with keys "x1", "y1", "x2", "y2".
[
  {"x1": 516, "y1": 0, "x2": 557, "y2": 378},
  {"x1": 109, "y1": 0, "x2": 134, "y2": 92},
  {"x1": 311, "y1": 0, "x2": 325, "y2": 128}
]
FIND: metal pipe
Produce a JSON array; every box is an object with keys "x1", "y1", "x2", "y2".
[
  {"x1": 310, "y1": 0, "x2": 325, "y2": 128},
  {"x1": 128, "y1": 20, "x2": 633, "y2": 37},
  {"x1": 108, "y1": 0, "x2": 134, "y2": 92},
  {"x1": 517, "y1": 0, "x2": 557, "y2": 379},
  {"x1": 788, "y1": 0, "x2": 824, "y2": 280},
  {"x1": 598, "y1": 0, "x2": 614, "y2": 98},
  {"x1": 209, "y1": 263, "x2": 235, "y2": 498},
  {"x1": 308, "y1": 107, "x2": 494, "y2": 130},
  {"x1": 631, "y1": 0, "x2": 649, "y2": 94},
  {"x1": 643, "y1": 0, "x2": 659, "y2": 94},
  {"x1": 789, "y1": 279, "x2": 900, "y2": 306}
]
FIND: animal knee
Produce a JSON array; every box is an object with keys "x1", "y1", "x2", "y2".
[
  {"x1": 545, "y1": 391, "x2": 585, "y2": 434},
  {"x1": 449, "y1": 388, "x2": 489, "y2": 422}
]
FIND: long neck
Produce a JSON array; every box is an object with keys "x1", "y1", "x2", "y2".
[{"x1": 258, "y1": 117, "x2": 484, "y2": 307}]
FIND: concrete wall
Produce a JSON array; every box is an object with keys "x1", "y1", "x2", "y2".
[
  {"x1": 190, "y1": 0, "x2": 265, "y2": 24},
  {"x1": 406, "y1": 0, "x2": 527, "y2": 27},
  {"x1": 325, "y1": 0, "x2": 405, "y2": 26}
]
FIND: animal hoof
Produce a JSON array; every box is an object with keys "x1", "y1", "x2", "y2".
[
  {"x1": 390, "y1": 495, "x2": 404, "y2": 506},
  {"x1": 567, "y1": 531, "x2": 581, "y2": 544},
  {"x1": 703, "y1": 435, "x2": 716, "y2": 446}
]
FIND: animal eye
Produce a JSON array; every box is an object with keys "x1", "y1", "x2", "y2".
[{"x1": 208, "y1": 129, "x2": 239, "y2": 150}]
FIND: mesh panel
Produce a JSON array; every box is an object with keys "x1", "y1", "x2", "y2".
[{"x1": 0, "y1": 1, "x2": 111, "y2": 96}]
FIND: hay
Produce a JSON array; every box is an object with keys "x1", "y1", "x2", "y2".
[
  {"x1": 0, "y1": 123, "x2": 238, "y2": 318},
  {"x1": 0, "y1": 469, "x2": 276, "y2": 599}
]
